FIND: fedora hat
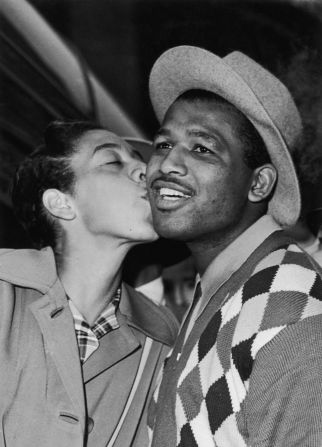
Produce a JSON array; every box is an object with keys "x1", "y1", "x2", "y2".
[
  {"x1": 124, "y1": 137, "x2": 153, "y2": 163},
  {"x1": 149, "y1": 45, "x2": 303, "y2": 227}
]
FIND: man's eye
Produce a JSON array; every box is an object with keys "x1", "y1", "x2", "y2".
[{"x1": 193, "y1": 145, "x2": 213, "y2": 154}]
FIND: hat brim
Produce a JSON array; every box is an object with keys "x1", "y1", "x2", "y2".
[
  {"x1": 149, "y1": 46, "x2": 301, "y2": 227},
  {"x1": 125, "y1": 137, "x2": 153, "y2": 163}
]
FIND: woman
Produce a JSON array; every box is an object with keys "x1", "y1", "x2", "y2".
[{"x1": 0, "y1": 121, "x2": 178, "y2": 447}]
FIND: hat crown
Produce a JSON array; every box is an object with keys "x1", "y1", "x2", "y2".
[{"x1": 224, "y1": 51, "x2": 302, "y2": 152}]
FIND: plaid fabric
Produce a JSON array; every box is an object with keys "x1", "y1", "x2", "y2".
[
  {"x1": 68, "y1": 288, "x2": 121, "y2": 363},
  {"x1": 150, "y1": 244, "x2": 322, "y2": 446}
]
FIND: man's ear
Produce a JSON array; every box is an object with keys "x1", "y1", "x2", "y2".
[
  {"x1": 248, "y1": 164, "x2": 277, "y2": 203},
  {"x1": 42, "y1": 189, "x2": 76, "y2": 220}
]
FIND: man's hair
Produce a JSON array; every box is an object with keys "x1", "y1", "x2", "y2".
[
  {"x1": 177, "y1": 89, "x2": 271, "y2": 169},
  {"x1": 12, "y1": 120, "x2": 101, "y2": 250}
]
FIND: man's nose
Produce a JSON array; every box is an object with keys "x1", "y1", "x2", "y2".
[{"x1": 159, "y1": 146, "x2": 187, "y2": 176}]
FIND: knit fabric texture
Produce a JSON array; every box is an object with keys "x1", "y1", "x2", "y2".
[{"x1": 149, "y1": 243, "x2": 322, "y2": 446}]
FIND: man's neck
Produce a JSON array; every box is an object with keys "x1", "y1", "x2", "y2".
[
  {"x1": 187, "y1": 214, "x2": 263, "y2": 276},
  {"x1": 188, "y1": 237, "x2": 234, "y2": 276}
]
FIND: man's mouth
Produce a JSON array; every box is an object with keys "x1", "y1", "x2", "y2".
[
  {"x1": 150, "y1": 180, "x2": 193, "y2": 209},
  {"x1": 158, "y1": 187, "x2": 191, "y2": 201}
]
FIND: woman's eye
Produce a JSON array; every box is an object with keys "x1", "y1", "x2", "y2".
[
  {"x1": 193, "y1": 145, "x2": 213, "y2": 154},
  {"x1": 102, "y1": 160, "x2": 121, "y2": 165},
  {"x1": 154, "y1": 141, "x2": 172, "y2": 150}
]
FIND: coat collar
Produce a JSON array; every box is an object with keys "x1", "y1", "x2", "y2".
[
  {"x1": 0, "y1": 247, "x2": 178, "y2": 346},
  {"x1": 119, "y1": 283, "x2": 178, "y2": 347},
  {"x1": 0, "y1": 247, "x2": 56, "y2": 294}
]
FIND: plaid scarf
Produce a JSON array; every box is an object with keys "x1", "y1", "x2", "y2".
[{"x1": 68, "y1": 288, "x2": 121, "y2": 363}]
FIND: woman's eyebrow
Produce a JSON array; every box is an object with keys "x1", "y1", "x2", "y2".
[
  {"x1": 93, "y1": 142, "x2": 120, "y2": 154},
  {"x1": 93, "y1": 143, "x2": 144, "y2": 161}
]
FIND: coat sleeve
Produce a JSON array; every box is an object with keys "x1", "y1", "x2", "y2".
[{"x1": 245, "y1": 314, "x2": 322, "y2": 446}]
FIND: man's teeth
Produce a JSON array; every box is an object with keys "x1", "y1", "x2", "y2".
[{"x1": 159, "y1": 187, "x2": 190, "y2": 200}]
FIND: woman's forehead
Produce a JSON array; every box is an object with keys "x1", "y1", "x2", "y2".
[{"x1": 78, "y1": 128, "x2": 126, "y2": 149}]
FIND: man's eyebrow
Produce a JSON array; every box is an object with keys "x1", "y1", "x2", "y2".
[
  {"x1": 155, "y1": 128, "x2": 217, "y2": 141},
  {"x1": 187, "y1": 129, "x2": 216, "y2": 140}
]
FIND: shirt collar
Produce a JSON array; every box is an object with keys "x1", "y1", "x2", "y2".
[
  {"x1": 68, "y1": 287, "x2": 121, "y2": 338},
  {"x1": 198, "y1": 215, "x2": 282, "y2": 315}
]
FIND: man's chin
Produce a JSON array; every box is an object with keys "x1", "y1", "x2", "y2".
[{"x1": 152, "y1": 220, "x2": 188, "y2": 242}]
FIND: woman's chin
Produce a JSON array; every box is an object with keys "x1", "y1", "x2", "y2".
[{"x1": 132, "y1": 227, "x2": 159, "y2": 244}]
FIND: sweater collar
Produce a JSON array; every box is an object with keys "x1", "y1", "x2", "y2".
[{"x1": 198, "y1": 215, "x2": 282, "y2": 315}]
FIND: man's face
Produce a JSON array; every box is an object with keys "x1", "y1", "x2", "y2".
[
  {"x1": 147, "y1": 98, "x2": 255, "y2": 243},
  {"x1": 70, "y1": 129, "x2": 157, "y2": 243}
]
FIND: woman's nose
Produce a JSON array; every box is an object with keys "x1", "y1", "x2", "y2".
[{"x1": 131, "y1": 160, "x2": 147, "y2": 184}]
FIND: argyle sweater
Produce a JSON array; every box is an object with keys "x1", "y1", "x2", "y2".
[{"x1": 149, "y1": 234, "x2": 322, "y2": 446}]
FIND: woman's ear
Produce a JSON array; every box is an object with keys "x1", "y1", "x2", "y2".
[
  {"x1": 248, "y1": 164, "x2": 277, "y2": 203},
  {"x1": 42, "y1": 189, "x2": 76, "y2": 220}
]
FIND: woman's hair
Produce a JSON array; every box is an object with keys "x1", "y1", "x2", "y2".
[{"x1": 12, "y1": 120, "x2": 102, "y2": 249}]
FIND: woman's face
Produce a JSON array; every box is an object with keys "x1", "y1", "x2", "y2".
[{"x1": 69, "y1": 129, "x2": 157, "y2": 244}]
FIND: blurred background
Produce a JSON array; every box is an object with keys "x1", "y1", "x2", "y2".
[{"x1": 1, "y1": 0, "x2": 322, "y2": 316}]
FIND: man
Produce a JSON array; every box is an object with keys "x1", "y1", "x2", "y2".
[
  {"x1": 0, "y1": 121, "x2": 178, "y2": 447},
  {"x1": 146, "y1": 46, "x2": 322, "y2": 446}
]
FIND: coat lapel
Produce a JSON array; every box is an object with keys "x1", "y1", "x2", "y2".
[
  {"x1": 29, "y1": 279, "x2": 86, "y2": 431},
  {"x1": 82, "y1": 316, "x2": 140, "y2": 384}
]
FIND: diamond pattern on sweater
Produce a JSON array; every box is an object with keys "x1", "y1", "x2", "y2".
[
  {"x1": 232, "y1": 293, "x2": 269, "y2": 345},
  {"x1": 199, "y1": 348, "x2": 225, "y2": 396},
  {"x1": 215, "y1": 414, "x2": 247, "y2": 446},
  {"x1": 251, "y1": 326, "x2": 286, "y2": 358},
  {"x1": 302, "y1": 296, "x2": 322, "y2": 319},
  {"x1": 178, "y1": 344, "x2": 199, "y2": 387},
  {"x1": 198, "y1": 311, "x2": 221, "y2": 362},
  {"x1": 309, "y1": 273, "x2": 322, "y2": 301},
  {"x1": 216, "y1": 315, "x2": 239, "y2": 372},
  {"x1": 242, "y1": 265, "x2": 278, "y2": 302},
  {"x1": 206, "y1": 375, "x2": 233, "y2": 433},
  {"x1": 178, "y1": 423, "x2": 198, "y2": 447},
  {"x1": 282, "y1": 248, "x2": 316, "y2": 269},
  {"x1": 252, "y1": 248, "x2": 287, "y2": 274},
  {"x1": 178, "y1": 366, "x2": 203, "y2": 421},
  {"x1": 221, "y1": 288, "x2": 242, "y2": 327},
  {"x1": 231, "y1": 334, "x2": 256, "y2": 382},
  {"x1": 189, "y1": 400, "x2": 214, "y2": 445},
  {"x1": 260, "y1": 291, "x2": 307, "y2": 329},
  {"x1": 150, "y1": 243, "x2": 322, "y2": 447},
  {"x1": 270, "y1": 263, "x2": 316, "y2": 294},
  {"x1": 226, "y1": 359, "x2": 247, "y2": 412}
]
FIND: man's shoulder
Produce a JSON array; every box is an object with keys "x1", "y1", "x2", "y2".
[
  {"x1": 123, "y1": 283, "x2": 179, "y2": 347},
  {"x1": 240, "y1": 242, "x2": 322, "y2": 324},
  {"x1": 254, "y1": 241, "x2": 321, "y2": 274}
]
